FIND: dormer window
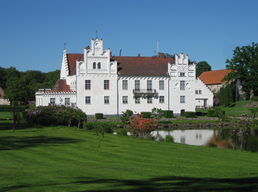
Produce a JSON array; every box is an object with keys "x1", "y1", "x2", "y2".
[
  {"x1": 98, "y1": 62, "x2": 101, "y2": 69},
  {"x1": 93, "y1": 62, "x2": 96, "y2": 69}
]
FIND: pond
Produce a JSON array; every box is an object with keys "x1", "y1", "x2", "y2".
[{"x1": 117, "y1": 128, "x2": 258, "y2": 152}]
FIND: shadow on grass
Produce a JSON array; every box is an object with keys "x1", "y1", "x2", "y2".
[
  {"x1": 0, "y1": 136, "x2": 81, "y2": 151},
  {"x1": 0, "y1": 121, "x2": 45, "y2": 131},
  {"x1": 1, "y1": 176, "x2": 258, "y2": 192},
  {"x1": 75, "y1": 176, "x2": 258, "y2": 191}
]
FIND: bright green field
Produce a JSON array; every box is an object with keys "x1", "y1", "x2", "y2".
[{"x1": 0, "y1": 121, "x2": 258, "y2": 191}]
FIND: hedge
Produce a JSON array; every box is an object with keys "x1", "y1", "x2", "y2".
[
  {"x1": 141, "y1": 112, "x2": 151, "y2": 118},
  {"x1": 163, "y1": 110, "x2": 173, "y2": 118},
  {"x1": 253, "y1": 96, "x2": 258, "y2": 101},
  {"x1": 95, "y1": 113, "x2": 103, "y2": 119},
  {"x1": 185, "y1": 112, "x2": 196, "y2": 118},
  {"x1": 207, "y1": 110, "x2": 217, "y2": 117}
]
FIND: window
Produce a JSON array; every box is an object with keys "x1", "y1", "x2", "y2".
[
  {"x1": 104, "y1": 80, "x2": 109, "y2": 90},
  {"x1": 135, "y1": 96, "x2": 140, "y2": 104},
  {"x1": 180, "y1": 80, "x2": 185, "y2": 90},
  {"x1": 50, "y1": 98, "x2": 55, "y2": 105},
  {"x1": 98, "y1": 62, "x2": 101, "y2": 69},
  {"x1": 147, "y1": 97, "x2": 152, "y2": 104},
  {"x1": 123, "y1": 96, "x2": 128, "y2": 104},
  {"x1": 180, "y1": 136, "x2": 186, "y2": 144},
  {"x1": 135, "y1": 80, "x2": 140, "y2": 91},
  {"x1": 180, "y1": 96, "x2": 185, "y2": 103},
  {"x1": 195, "y1": 90, "x2": 198, "y2": 94},
  {"x1": 85, "y1": 96, "x2": 91, "y2": 104},
  {"x1": 180, "y1": 73, "x2": 185, "y2": 77},
  {"x1": 147, "y1": 80, "x2": 152, "y2": 91},
  {"x1": 85, "y1": 80, "x2": 91, "y2": 90},
  {"x1": 65, "y1": 98, "x2": 70, "y2": 106},
  {"x1": 159, "y1": 80, "x2": 164, "y2": 90},
  {"x1": 122, "y1": 80, "x2": 128, "y2": 90},
  {"x1": 159, "y1": 96, "x2": 164, "y2": 103},
  {"x1": 104, "y1": 96, "x2": 109, "y2": 104},
  {"x1": 199, "y1": 90, "x2": 202, "y2": 94},
  {"x1": 93, "y1": 62, "x2": 96, "y2": 69}
]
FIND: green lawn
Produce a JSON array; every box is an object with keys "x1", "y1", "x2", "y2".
[{"x1": 0, "y1": 121, "x2": 258, "y2": 191}]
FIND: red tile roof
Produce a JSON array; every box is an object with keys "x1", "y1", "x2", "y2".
[
  {"x1": 112, "y1": 56, "x2": 175, "y2": 76},
  {"x1": 52, "y1": 79, "x2": 70, "y2": 92},
  {"x1": 199, "y1": 69, "x2": 232, "y2": 85},
  {"x1": 67, "y1": 54, "x2": 83, "y2": 75}
]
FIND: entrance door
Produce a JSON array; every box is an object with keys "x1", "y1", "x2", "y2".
[{"x1": 181, "y1": 109, "x2": 185, "y2": 116}]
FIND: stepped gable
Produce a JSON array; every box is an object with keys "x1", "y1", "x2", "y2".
[
  {"x1": 199, "y1": 69, "x2": 232, "y2": 85},
  {"x1": 52, "y1": 79, "x2": 70, "y2": 92},
  {"x1": 67, "y1": 54, "x2": 83, "y2": 75},
  {"x1": 112, "y1": 56, "x2": 175, "y2": 76}
]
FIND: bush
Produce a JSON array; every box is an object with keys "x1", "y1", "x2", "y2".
[
  {"x1": 208, "y1": 141, "x2": 217, "y2": 147},
  {"x1": 0, "y1": 105, "x2": 26, "y2": 112},
  {"x1": 159, "y1": 120, "x2": 172, "y2": 124},
  {"x1": 102, "y1": 122, "x2": 113, "y2": 133},
  {"x1": 165, "y1": 135, "x2": 174, "y2": 143},
  {"x1": 95, "y1": 113, "x2": 103, "y2": 119},
  {"x1": 195, "y1": 112, "x2": 204, "y2": 116},
  {"x1": 253, "y1": 96, "x2": 258, "y2": 101},
  {"x1": 120, "y1": 109, "x2": 133, "y2": 124},
  {"x1": 163, "y1": 110, "x2": 173, "y2": 118},
  {"x1": 185, "y1": 112, "x2": 196, "y2": 118},
  {"x1": 207, "y1": 110, "x2": 216, "y2": 117},
  {"x1": 141, "y1": 112, "x2": 151, "y2": 118},
  {"x1": 117, "y1": 128, "x2": 127, "y2": 136},
  {"x1": 84, "y1": 122, "x2": 95, "y2": 130}
]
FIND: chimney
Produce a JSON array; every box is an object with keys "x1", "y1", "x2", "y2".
[
  {"x1": 138, "y1": 54, "x2": 140, "y2": 57},
  {"x1": 110, "y1": 51, "x2": 112, "y2": 58},
  {"x1": 160, "y1": 53, "x2": 164, "y2": 59}
]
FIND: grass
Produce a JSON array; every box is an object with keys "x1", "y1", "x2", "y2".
[{"x1": 0, "y1": 120, "x2": 258, "y2": 191}]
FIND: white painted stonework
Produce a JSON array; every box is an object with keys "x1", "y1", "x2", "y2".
[{"x1": 35, "y1": 38, "x2": 213, "y2": 116}]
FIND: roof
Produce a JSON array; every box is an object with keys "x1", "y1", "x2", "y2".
[
  {"x1": 52, "y1": 79, "x2": 71, "y2": 92},
  {"x1": 112, "y1": 56, "x2": 175, "y2": 76},
  {"x1": 199, "y1": 69, "x2": 232, "y2": 85},
  {"x1": 67, "y1": 54, "x2": 83, "y2": 75}
]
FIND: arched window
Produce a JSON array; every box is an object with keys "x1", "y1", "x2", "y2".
[
  {"x1": 93, "y1": 62, "x2": 96, "y2": 69},
  {"x1": 98, "y1": 62, "x2": 101, "y2": 69}
]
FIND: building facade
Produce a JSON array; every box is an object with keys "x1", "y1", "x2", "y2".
[{"x1": 36, "y1": 38, "x2": 213, "y2": 116}]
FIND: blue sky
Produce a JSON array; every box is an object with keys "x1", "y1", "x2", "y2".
[{"x1": 1, "y1": 0, "x2": 258, "y2": 73}]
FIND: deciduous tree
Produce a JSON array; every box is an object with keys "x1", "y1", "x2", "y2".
[{"x1": 196, "y1": 61, "x2": 211, "y2": 77}]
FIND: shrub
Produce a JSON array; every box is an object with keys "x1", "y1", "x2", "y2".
[
  {"x1": 120, "y1": 109, "x2": 133, "y2": 124},
  {"x1": 207, "y1": 110, "x2": 216, "y2": 117},
  {"x1": 95, "y1": 113, "x2": 103, "y2": 119},
  {"x1": 117, "y1": 128, "x2": 127, "y2": 136},
  {"x1": 185, "y1": 112, "x2": 196, "y2": 118},
  {"x1": 102, "y1": 122, "x2": 113, "y2": 133},
  {"x1": 83, "y1": 122, "x2": 95, "y2": 130},
  {"x1": 159, "y1": 120, "x2": 172, "y2": 124},
  {"x1": 163, "y1": 110, "x2": 173, "y2": 118},
  {"x1": 195, "y1": 112, "x2": 204, "y2": 116},
  {"x1": 141, "y1": 112, "x2": 151, "y2": 118},
  {"x1": 208, "y1": 141, "x2": 217, "y2": 147},
  {"x1": 165, "y1": 135, "x2": 174, "y2": 143},
  {"x1": 151, "y1": 108, "x2": 163, "y2": 120},
  {"x1": 253, "y1": 96, "x2": 258, "y2": 101},
  {"x1": 213, "y1": 97, "x2": 219, "y2": 106}
]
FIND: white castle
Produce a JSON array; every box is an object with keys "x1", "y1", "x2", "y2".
[{"x1": 36, "y1": 38, "x2": 213, "y2": 116}]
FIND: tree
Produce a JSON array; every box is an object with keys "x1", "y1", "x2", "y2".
[
  {"x1": 196, "y1": 61, "x2": 211, "y2": 77},
  {"x1": 43, "y1": 70, "x2": 60, "y2": 89},
  {"x1": 0, "y1": 66, "x2": 6, "y2": 89},
  {"x1": 224, "y1": 42, "x2": 258, "y2": 98}
]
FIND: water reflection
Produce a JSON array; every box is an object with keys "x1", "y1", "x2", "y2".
[
  {"x1": 153, "y1": 130, "x2": 213, "y2": 146},
  {"x1": 153, "y1": 128, "x2": 258, "y2": 152}
]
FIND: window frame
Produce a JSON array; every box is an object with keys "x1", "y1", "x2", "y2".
[
  {"x1": 104, "y1": 80, "x2": 109, "y2": 90},
  {"x1": 85, "y1": 80, "x2": 91, "y2": 90},
  {"x1": 159, "y1": 96, "x2": 164, "y2": 103},
  {"x1": 180, "y1": 80, "x2": 185, "y2": 91},
  {"x1": 147, "y1": 97, "x2": 152, "y2": 104},
  {"x1": 122, "y1": 80, "x2": 128, "y2": 90},
  {"x1": 147, "y1": 80, "x2": 152, "y2": 91},
  {"x1": 97, "y1": 62, "x2": 101, "y2": 69},
  {"x1": 180, "y1": 96, "x2": 185, "y2": 103},
  {"x1": 135, "y1": 80, "x2": 140, "y2": 91},
  {"x1": 135, "y1": 96, "x2": 140, "y2": 104},
  {"x1": 50, "y1": 98, "x2": 55, "y2": 105},
  {"x1": 104, "y1": 96, "x2": 109, "y2": 104},
  {"x1": 65, "y1": 98, "x2": 70, "y2": 106},
  {"x1": 93, "y1": 62, "x2": 96, "y2": 69},
  {"x1": 159, "y1": 80, "x2": 164, "y2": 90},
  {"x1": 85, "y1": 96, "x2": 91, "y2": 104},
  {"x1": 123, "y1": 96, "x2": 128, "y2": 104}
]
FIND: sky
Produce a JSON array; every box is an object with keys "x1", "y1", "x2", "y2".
[{"x1": 1, "y1": 0, "x2": 258, "y2": 73}]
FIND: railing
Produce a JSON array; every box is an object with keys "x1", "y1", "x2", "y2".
[{"x1": 133, "y1": 89, "x2": 156, "y2": 94}]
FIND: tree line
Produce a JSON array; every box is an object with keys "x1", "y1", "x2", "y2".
[{"x1": 0, "y1": 66, "x2": 60, "y2": 104}]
